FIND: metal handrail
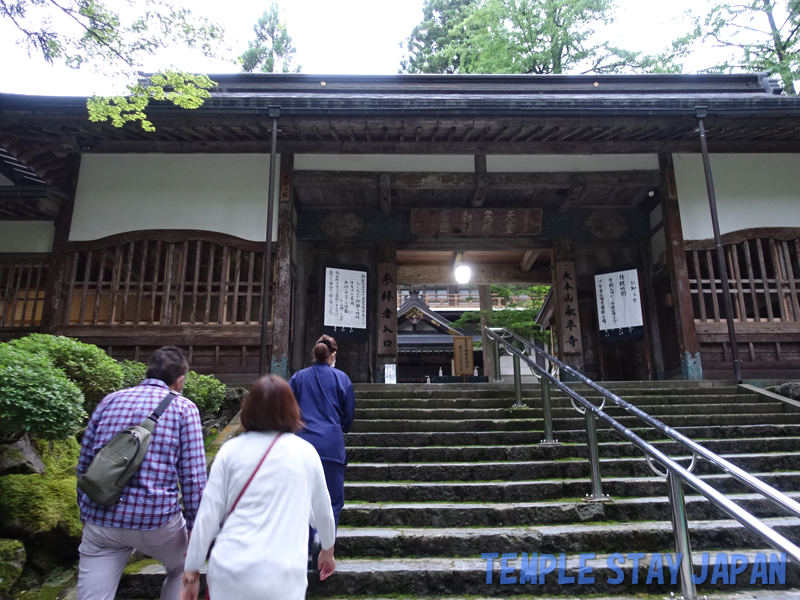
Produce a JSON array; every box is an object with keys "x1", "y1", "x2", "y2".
[{"x1": 484, "y1": 326, "x2": 800, "y2": 598}]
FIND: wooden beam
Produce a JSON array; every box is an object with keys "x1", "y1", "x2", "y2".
[
  {"x1": 471, "y1": 154, "x2": 488, "y2": 207},
  {"x1": 520, "y1": 249, "x2": 542, "y2": 272},
  {"x1": 557, "y1": 184, "x2": 588, "y2": 214},
  {"x1": 52, "y1": 324, "x2": 269, "y2": 345},
  {"x1": 659, "y1": 152, "x2": 701, "y2": 379},
  {"x1": 380, "y1": 172, "x2": 392, "y2": 214},
  {"x1": 397, "y1": 264, "x2": 550, "y2": 285},
  {"x1": 271, "y1": 153, "x2": 295, "y2": 379}
]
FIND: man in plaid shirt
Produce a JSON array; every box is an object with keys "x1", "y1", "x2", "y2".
[{"x1": 76, "y1": 346, "x2": 207, "y2": 600}]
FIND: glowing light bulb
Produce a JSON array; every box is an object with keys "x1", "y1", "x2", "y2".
[{"x1": 455, "y1": 264, "x2": 471, "y2": 284}]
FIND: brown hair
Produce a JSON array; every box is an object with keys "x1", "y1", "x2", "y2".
[
  {"x1": 241, "y1": 375, "x2": 303, "y2": 433},
  {"x1": 146, "y1": 346, "x2": 189, "y2": 386},
  {"x1": 313, "y1": 334, "x2": 338, "y2": 362}
]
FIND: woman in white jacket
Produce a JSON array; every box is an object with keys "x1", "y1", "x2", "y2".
[{"x1": 180, "y1": 376, "x2": 336, "y2": 600}]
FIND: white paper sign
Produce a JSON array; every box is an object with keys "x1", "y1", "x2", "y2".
[
  {"x1": 594, "y1": 269, "x2": 643, "y2": 331},
  {"x1": 384, "y1": 364, "x2": 397, "y2": 384},
  {"x1": 324, "y1": 267, "x2": 368, "y2": 330}
]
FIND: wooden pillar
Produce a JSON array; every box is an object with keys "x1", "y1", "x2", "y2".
[
  {"x1": 552, "y1": 241, "x2": 584, "y2": 379},
  {"x1": 376, "y1": 244, "x2": 398, "y2": 382},
  {"x1": 41, "y1": 153, "x2": 81, "y2": 332},
  {"x1": 271, "y1": 154, "x2": 294, "y2": 379},
  {"x1": 659, "y1": 153, "x2": 702, "y2": 380},
  {"x1": 478, "y1": 284, "x2": 494, "y2": 380}
]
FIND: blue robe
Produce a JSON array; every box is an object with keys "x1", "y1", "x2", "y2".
[{"x1": 289, "y1": 361, "x2": 355, "y2": 466}]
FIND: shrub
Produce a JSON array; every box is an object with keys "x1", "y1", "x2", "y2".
[
  {"x1": 117, "y1": 360, "x2": 224, "y2": 413},
  {"x1": 183, "y1": 372, "x2": 225, "y2": 413},
  {"x1": 8, "y1": 335, "x2": 123, "y2": 415},
  {"x1": 119, "y1": 360, "x2": 147, "y2": 389},
  {"x1": 0, "y1": 346, "x2": 86, "y2": 443}
]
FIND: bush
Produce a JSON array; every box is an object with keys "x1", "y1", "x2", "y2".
[
  {"x1": 0, "y1": 346, "x2": 86, "y2": 443},
  {"x1": 183, "y1": 372, "x2": 225, "y2": 413},
  {"x1": 8, "y1": 335, "x2": 123, "y2": 415},
  {"x1": 117, "y1": 361, "x2": 224, "y2": 413}
]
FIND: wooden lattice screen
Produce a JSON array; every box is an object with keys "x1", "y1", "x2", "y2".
[
  {"x1": 63, "y1": 238, "x2": 273, "y2": 327},
  {"x1": 0, "y1": 255, "x2": 49, "y2": 329},
  {"x1": 687, "y1": 237, "x2": 800, "y2": 324}
]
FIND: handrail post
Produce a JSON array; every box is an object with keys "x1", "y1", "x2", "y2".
[
  {"x1": 667, "y1": 469, "x2": 700, "y2": 600},
  {"x1": 493, "y1": 336, "x2": 502, "y2": 382},
  {"x1": 584, "y1": 410, "x2": 609, "y2": 501},
  {"x1": 540, "y1": 377, "x2": 559, "y2": 445},
  {"x1": 513, "y1": 354, "x2": 523, "y2": 407}
]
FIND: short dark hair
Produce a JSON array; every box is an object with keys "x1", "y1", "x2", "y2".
[
  {"x1": 146, "y1": 346, "x2": 189, "y2": 386},
  {"x1": 241, "y1": 375, "x2": 303, "y2": 433}
]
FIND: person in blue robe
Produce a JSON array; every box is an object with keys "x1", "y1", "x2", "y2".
[{"x1": 289, "y1": 335, "x2": 355, "y2": 531}]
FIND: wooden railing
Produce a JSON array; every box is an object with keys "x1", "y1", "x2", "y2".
[
  {"x1": 0, "y1": 254, "x2": 49, "y2": 329},
  {"x1": 686, "y1": 232, "x2": 799, "y2": 325},
  {"x1": 398, "y1": 293, "x2": 507, "y2": 310},
  {"x1": 62, "y1": 232, "x2": 273, "y2": 327}
]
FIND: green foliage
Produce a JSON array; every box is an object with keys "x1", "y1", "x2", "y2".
[
  {"x1": 0, "y1": 346, "x2": 86, "y2": 443},
  {"x1": 670, "y1": 0, "x2": 800, "y2": 92},
  {"x1": 183, "y1": 372, "x2": 225, "y2": 413},
  {"x1": 32, "y1": 438, "x2": 80, "y2": 479},
  {"x1": 8, "y1": 334, "x2": 123, "y2": 415},
  {"x1": 0, "y1": 539, "x2": 25, "y2": 595},
  {"x1": 240, "y1": 2, "x2": 300, "y2": 73},
  {"x1": 451, "y1": 284, "x2": 550, "y2": 341},
  {"x1": 1, "y1": 0, "x2": 226, "y2": 128},
  {"x1": 117, "y1": 360, "x2": 224, "y2": 413},
  {"x1": 401, "y1": 0, "x2": 674, "y2": 74},
  {"x1": 0, "y1": 474, "x2": 82, "y2": 539},
  {"x1": 118, "y1": 360, "x2": 147, "y2": 390}
]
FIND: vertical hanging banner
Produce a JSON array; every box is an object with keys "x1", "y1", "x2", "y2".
[
  {"x1": 377, "y1": 262, "x2": 397, "y2": 355},
  {"x1": 555, "y1": 261, "x2": 583, "y2": 354},
  {"x1": 320, "y1": 265, "x2": 368, "y2": 342},
  {"x1": 453, "y1": 336, "x2": 474, "y2": 375},
  {"x1": 594, "y1": 268, "x2": 644, "y2": 344}
]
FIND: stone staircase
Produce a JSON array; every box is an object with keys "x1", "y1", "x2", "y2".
[{"x1": 120, "y1": 380, "x2": 800, "y2": 598}]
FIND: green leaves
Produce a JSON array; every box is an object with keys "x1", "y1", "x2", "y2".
[
  {"x1": 240, "y1": 2, "x2": 300, "y2": 73},
  {"x1": 118, "y1": 360, "x2": 225, "y2": 413},
  {"x1": 2, "y1": 0, "x2": 226, "y2": 128}
]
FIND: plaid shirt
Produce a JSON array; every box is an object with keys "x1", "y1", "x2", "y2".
[{"x1": 77, "y1": 379, "x2": 207, "y2": 531}]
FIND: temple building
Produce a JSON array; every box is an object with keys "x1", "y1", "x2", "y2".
[{"x1": 1, "y1": 72, "x2": 798, "y2": 383}]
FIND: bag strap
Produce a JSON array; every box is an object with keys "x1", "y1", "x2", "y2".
[
  {"x1": 148, "y1": 391, "x2": 178, "y2": 422},
  {"x1": 228, "y1": 433, "x2": 282, "y2": 517}
]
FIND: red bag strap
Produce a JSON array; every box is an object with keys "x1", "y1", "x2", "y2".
[{"x1": 227, "y1": 432, "x2": 282, "y2": 517}]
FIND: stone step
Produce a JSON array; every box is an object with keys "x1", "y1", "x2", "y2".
[
  {"x1": 354, "y1": 402, "x2": 782, "y2": 421},
  {"x1": 345, "y1": 424, "x2": 800, "y2": 447},
  {"x1": 345, "y1": 453, "x2": 800, "y2": 482},
  {"x1": 344, "y1": 472, "x2": 800, "y2": 504},
  {"x1": 304, "y1": 551, "x2": 798, "y2": 597},
  {"x1": 339, "y1": 492, "x2": 800, "y2": 528},
  {"x1": 346, "y1": 436, "x2": 800, "y2": 464},
  {"x1": 350, "y1": 412, "x2": 800, "y2": 433},
  {"x1": 354, "y1": 393, "x2": 764, "y2": 409},
  {"x1": 118, "y1": 550, "x2": 799, "y2": 598},
  {"x1": 335, "y1": 516, "x2": 800, "y2": 558}
]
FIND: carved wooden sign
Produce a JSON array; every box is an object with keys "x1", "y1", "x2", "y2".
[
  {"x1": 453, "y1": 336, "x2": 474, "y2": 375},
  {"x1": 664, "y1": 168, "x2": 678, "y2": 200},
  {"x1": 555, "y1": 261, "x2": 583, "y2": 355},
  {"x1": 377, "y1": 262, "x2": 397, "y2": 355},
  {"x1": 411, "y1": 208, "x2": 542, "y2": 237}
]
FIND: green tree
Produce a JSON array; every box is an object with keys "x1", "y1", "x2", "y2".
[
  {"x1": 451, "y1": 284, "x2": 550, "y2": 341},
  {"x1": 673, "y1": 0, "x2": 800, "y2": 92},
  {"x1": 240, "y1": 2, "x2": 300, "y2": 73},
  {"x1": 400, "y1": 0, "x2": 678, "y2": 74},
  {"x1": 400, "y1": 0, "x2": 477, "y2": 73},
  {"x1": 1, "y1": 0, "x2": 225, "y2": 130}
]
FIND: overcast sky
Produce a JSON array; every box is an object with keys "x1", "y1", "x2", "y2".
[{"x1": 0, "y1": 0, "x2": 708, "y2": 96}]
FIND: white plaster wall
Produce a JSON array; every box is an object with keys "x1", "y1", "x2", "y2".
[
  {"x1": 488, "y1": 154, "x2": 659, "y2": 172},
  {"x1": 70, "y1": 154, "x2": 280, "y2": 241},
  {"x1": 295, "y1": 154, "x2": 474, "y2": 172},
  {"x1": 0, "y1": 173, "x2": 12, "y2": 186},
  {"x1": 674, "y1": 154, "x2": 800, "y2": 241},
  {"x1": 0, "y1": 221, "x2": 55, "y2": 253}
]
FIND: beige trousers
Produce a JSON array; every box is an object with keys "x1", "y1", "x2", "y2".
[{"x1": 77, "y1": 512, "x2": 188, "y2": 600}]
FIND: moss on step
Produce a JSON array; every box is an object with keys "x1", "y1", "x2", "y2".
[{"x1": 123, "y1": 558, "x2": 160, "y2": 575}]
